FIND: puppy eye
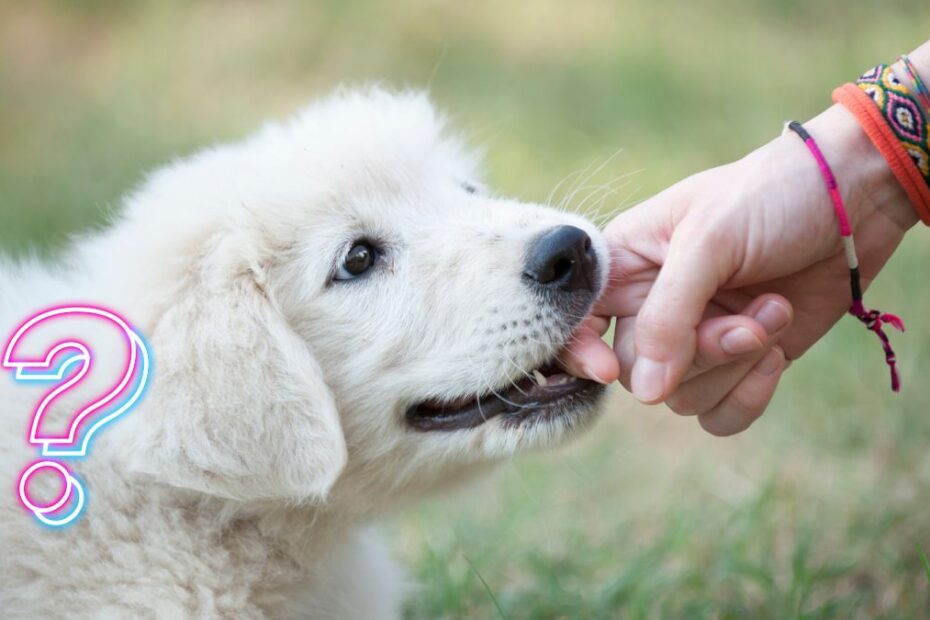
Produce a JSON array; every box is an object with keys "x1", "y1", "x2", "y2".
[
  {"x1": 462, "y1": 182, "x2": 478, "y2": 195},
  {"x1": 335, "y1": 241, "x2": 377, "y2": 281}
]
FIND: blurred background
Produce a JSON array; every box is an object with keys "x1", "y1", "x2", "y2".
[{"x1": 2, "y1": 1, "x2": 929, "y2": 617}]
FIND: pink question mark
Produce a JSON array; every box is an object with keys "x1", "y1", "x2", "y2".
[{"x1": 3, "y1": 304, "x2": 150, "y2": 527}]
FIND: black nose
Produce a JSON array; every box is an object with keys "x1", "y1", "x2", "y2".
[{"x1": 523, "y1": 225, "x2": 597, "y2": 293}]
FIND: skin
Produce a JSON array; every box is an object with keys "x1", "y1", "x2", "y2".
[{"x1": 565, "y1": 40, "x2": 930, "y2": 436}]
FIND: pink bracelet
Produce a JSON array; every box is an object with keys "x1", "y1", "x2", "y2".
[{"x1": 785, "y1": 120, "x2": 905, "y2": 392}]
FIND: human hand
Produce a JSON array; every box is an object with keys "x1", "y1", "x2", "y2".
[{"x1": 565, "y1": 104, "x2": 918, "y2": 435}]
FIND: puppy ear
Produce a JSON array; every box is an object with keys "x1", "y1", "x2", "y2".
[{"x1": 117, "y1": 232, "x2": 346, "y2": 502}]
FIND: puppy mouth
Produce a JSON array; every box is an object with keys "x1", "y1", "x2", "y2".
[{"x1": 406, "y1": 360, "x2": 604, "y2": 432}]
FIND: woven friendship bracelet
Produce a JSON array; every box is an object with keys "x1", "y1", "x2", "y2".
[
  {"x1": 832, "y1": 82, "x2": 930, "y2": 224},
  {"x1": 832, "y1": 64, "x2": 930, "y2": 224},
  {"x1": 857, "y1": 64, "x2": 930, "y2": 184},
  {"x1": 784, "y1": 121, "x2": 905, "y2": 392}
]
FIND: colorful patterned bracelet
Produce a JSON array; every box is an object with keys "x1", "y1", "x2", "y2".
[
  {"x1": 833, "y1": 63, "x2": 930, "y2": 224},
  {"x1": 898, "y1": 55, "x2": 930, "y2": 115},
  {"x1": 856, "y1": 64, "x2": 929, "y2": 184},
  {"x1": 784, "y1": 121, "x2": 905, "y2": 392}
]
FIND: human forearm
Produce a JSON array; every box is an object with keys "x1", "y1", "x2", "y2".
[
  {"x1": 780, "y1": 41, "x2": 930, "y2": 276},
  {"x1": 732, "y1": 102, "x2": 914, "y2": 286},
  {"x1": 574, "y1": 40, "x2": 930, "y2": 427},
  {"x1": 801, "y1": 39, "x2": 930, "y2": 235}
]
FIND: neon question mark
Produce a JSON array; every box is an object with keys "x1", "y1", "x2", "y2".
[
  {"x1": 16, "y1": 461, "x2": 85, "y2": 527},
  {"x1": 3, "y1": 305, "x2": 150, "y2": 526}
]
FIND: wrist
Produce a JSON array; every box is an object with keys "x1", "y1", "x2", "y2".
[{"x1": 804, "y1": 103, "x2": 919, "y2": 233}]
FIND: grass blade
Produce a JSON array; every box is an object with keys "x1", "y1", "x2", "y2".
[
  {"x1": 462, "y1": 554, "x2": 506, "y2": 619},
  {"x1": 917, "y1": 544, "x2": 930, "y2": 585}
]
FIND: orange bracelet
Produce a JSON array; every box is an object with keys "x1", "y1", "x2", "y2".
[{"x1": 833, "y1": 82, "x2": 930, "y2": 225}]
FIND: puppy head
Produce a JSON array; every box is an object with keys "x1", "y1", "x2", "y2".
[{"x1": 107, "y1": 88, "x2": 610, "y2": 506}]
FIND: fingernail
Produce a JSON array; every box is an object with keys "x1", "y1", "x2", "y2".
[
  {"x1": 581, "y1": 365, "x2": 610, "y2": 385},
  {"x1": 631, "y1": 357, "x2": 666, "y2": 402},
  {"x1": 754, "y1": 300, "x2": 791, "y2": 334},
  {"x1": 720, "y1": 327, "x2": 763, "y2": 355},
  {"x1": 754, "y1": 348, "x2": 784, "y2": 376}
]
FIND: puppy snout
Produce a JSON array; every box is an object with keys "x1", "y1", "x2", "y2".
[{"x1": 523, "y1": 225, "x2": 597, "y2": 293}]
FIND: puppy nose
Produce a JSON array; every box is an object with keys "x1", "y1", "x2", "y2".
[{"x1": 523, "y1": 225, "x2": 597, "y2": 293}]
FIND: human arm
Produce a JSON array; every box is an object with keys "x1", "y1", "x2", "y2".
[{"x1": 564, "y1": 39, "x2": 929, "y2": 435}]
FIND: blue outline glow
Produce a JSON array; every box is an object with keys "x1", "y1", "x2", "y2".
[{"x1": 3, "y1": 304, "x2": 153, "y2": 527}]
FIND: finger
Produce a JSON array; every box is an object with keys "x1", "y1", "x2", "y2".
[
  {"x1": 619, "y1": 300, "x2": 745, "y2": 390},
  {"x1": 686, "y1": 315, "x2": 767, "y2": 380},
  {"x1": 561, "y1": 315, "x2": 619, "y2": 384},
  {"x1": 668, "y1": 295, "x2": 793, "y2": 414},
  {"x1": 682, "y1": 294, "x2": 793, "y2": 382},
  {"x1": 666, "y1": 350, "x2": 766, "y2": 416},
  {"x1": 592, "y1": 277, "x2": 654, "y2": 319},
  {"x1": 593, "y1": 195, "x2": 674, "y2": 319},
  {"x1": 617, "y1": 300, "x2": 740, "y2": 389},
  {"x1": 697, "y1": 346, "x2": 787, "y2": 436},
  {"x1": 583, "y1": 314, "x2": 611, "y2": 335},
  {"x1": 630, "y1": 227, "x2": 729, "y2": 403},
  {"x1": 613, "y1": 316, "x2": 637, "y2": 390},
  {"x1": 741, "y1": 294, "x2": 793, "y2": 337},
  {"x1": 617, "y1": 294, "x2": 792, "y2": 392}
]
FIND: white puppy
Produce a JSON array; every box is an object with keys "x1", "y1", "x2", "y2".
[{"x1": 0, "y1": 88, "x2": 609, "y2": 619}]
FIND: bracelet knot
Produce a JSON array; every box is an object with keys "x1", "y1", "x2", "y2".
[{"x1": 848, "y1": 304, "x2": 905, "y2": 392}]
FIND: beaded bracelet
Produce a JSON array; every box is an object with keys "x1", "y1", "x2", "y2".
[
  {"x1": 784, "y1": 121, "x2": 905, "y2": 392},
  {"x1": 832, "y1": 64, "x2": 930, "y2": 224}
]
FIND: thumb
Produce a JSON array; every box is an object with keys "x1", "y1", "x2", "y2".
[{"x1": 630, "y1": 226, "x2": 731, "y2": 403}]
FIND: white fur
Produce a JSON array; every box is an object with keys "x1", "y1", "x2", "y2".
[{"x1": 0, "y1": 88, "x2": 608, "y2": 618}]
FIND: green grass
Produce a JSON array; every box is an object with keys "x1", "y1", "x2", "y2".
[
  {"x1": 919, "y1": 545, "x2": 930, "y2": 586},
  {"x1": 2, "y1": 1, "x2": 930, "y2": 617}
]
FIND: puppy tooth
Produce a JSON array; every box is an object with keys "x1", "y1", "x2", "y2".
[{"x1": 532, "y1": 369, "x2": 548, "y2": 387}]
